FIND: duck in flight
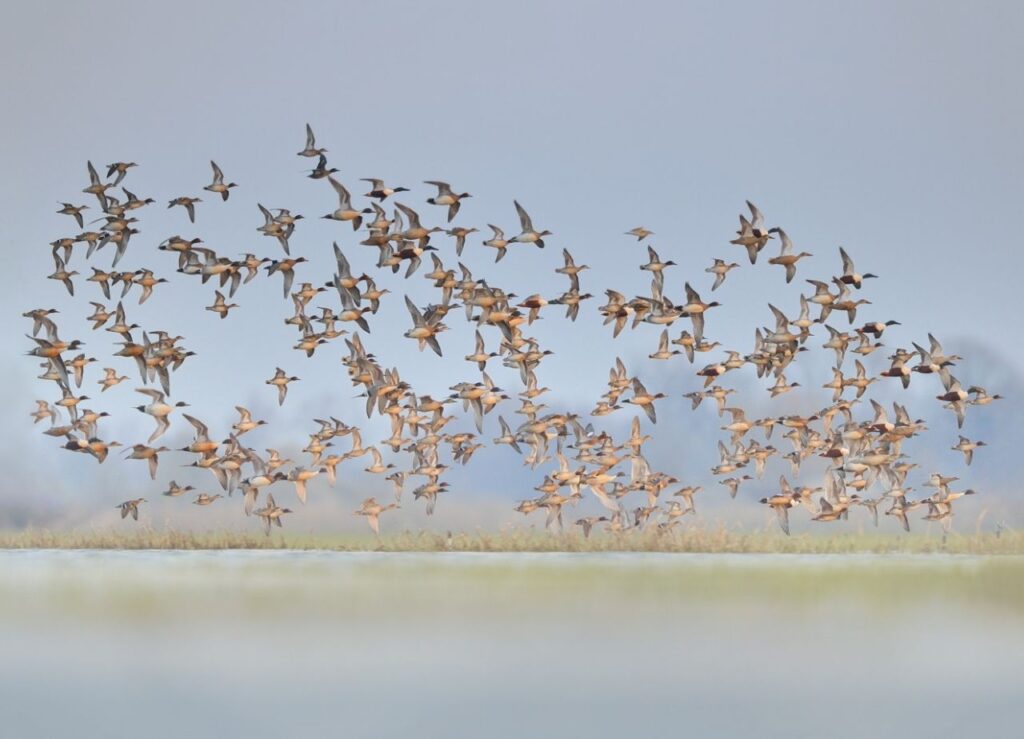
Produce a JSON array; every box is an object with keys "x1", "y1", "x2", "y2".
[
  {"x1": 308, "y1": 154, "x2": 338, "y2": 180},
  {"x1": 168, "y1": 196, "x2": 201, "y2": 223},
  {"x1": 767, "y1": 228, "x2": 812, "y2": 283},
  {"x1": 134, "y1": 388, "x2": 188, "y2": 443},
  {"x1": 203, "y1": 161, "x2": 237, "y2": 201},
  {"x1": 625, "y1": 227, "x2": 653, "y2": 242},
  {"x1": 116, "y1": 498, "x2": 146, "y2": 521},
  {"x1": 362, "y1": 178, "x2": 409, "y2": 201},
  {"x1": 254, "y1": 493, "x2": 292, "y2": 535},
  {"x1": 297, "y1": 123, "x2": 327, "y2": 158},
  {"x1": 705, "y1": 258, "x2": 739, "y2": 291},
  {"x1": 425, "y1": 181, "x2": 472, "y2": 222},
  {"x1": 355, "y1": 497, "x2": 399, "y2": 535},
  {"x1": 57, "y1": 202, "x2": 89, "y2": 228},
  {"x1": 730, "y1": 200, "x2": 773, "y2": 263},
  {"x1": 266, "y1": 367, "x2": 300, "y2": 406},
  {"x1": 323, "y1": 177, "x2": 372, "y2": 230},
  {"x1": 510, "y1": 201, "x2": 551, "y2": 250},
  {"x1": 837, "y1": 247, "x2": 877, "y2": 288},
  {"x1": 105, "y1": 162, "x2": 137, "y2": 186},
  {"x1": 206, "y1": 290, "x2": 239, "y2": 319}
]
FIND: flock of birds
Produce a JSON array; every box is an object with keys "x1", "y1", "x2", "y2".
[{"x1": 26, "y1": 124, "x2": 1002, "y2": 538}]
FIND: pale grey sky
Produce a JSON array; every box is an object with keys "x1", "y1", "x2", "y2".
[{"x1": 2, "y1": 1, "x2": 1021, "y2": 530}]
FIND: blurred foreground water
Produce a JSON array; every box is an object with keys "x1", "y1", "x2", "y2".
[{"x1": 2, "y1": 550, "x2": 1022, "y2": 738}]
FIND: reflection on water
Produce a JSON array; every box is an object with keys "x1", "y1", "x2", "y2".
[{"x1": 2, "y1": 550, "x2": 1022, "y2": 738}]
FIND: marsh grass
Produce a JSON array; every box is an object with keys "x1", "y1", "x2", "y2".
[
  {"x1": 2, "y1": 525, "x2": 1022, "y2": 554},
  {"x1": 4, "y1": 542, "x2": 1024, "y2": 622}
]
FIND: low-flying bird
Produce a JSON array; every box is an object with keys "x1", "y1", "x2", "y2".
[
  {"x1": 116, "y1": 498, "x2": 146, "y2": 521},
  {"x1": 355, "y1": 497, "x2": 399, "y2": 535},
  {"x1": 254, "y1": 493, "x2": 292, "y2": 535},
  {"x1": 125, "y1": 444, "x2": 170, "y2": 480}
]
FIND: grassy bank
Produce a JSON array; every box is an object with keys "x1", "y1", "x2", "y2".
[{"x1": 2, "y1": 526, "x2": 1022, "y2": 554}]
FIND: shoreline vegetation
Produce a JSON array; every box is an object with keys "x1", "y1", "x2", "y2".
[{"x1": 1, "y1": 527, "x2": 1022, "y2": 554}]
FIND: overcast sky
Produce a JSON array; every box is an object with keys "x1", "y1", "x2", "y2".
[{"x1": 1, "y1": 1, "x2": 1021, "y2": 531}]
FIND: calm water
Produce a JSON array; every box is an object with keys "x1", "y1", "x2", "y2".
[{"x1": 2, "y1": 550, "x2": 1022, "y2": 738}]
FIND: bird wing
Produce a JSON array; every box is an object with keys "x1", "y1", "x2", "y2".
[
  {"x1": 328, "y1": 176, "x2": 351, "y2": 207},
  {"x1": 135, "y1": 387, "x2": 164, "y2": 401},
  {"x1": 690, "y1": 312, "x2": 705, "y2": 343},
  {"x1": 839, "y1": 246, "x2": 854, "y2": 274},
  {"x1": 405, "y1": 295, "x2": 424, "y2": 325},
  {"x1": 776, "y1": 506, "x2": 790, "y2": 535},
  {"x1": 395, "y1": 202, "x2": 421, "y2": 229},
  {"x1": 768, "y1": 304, "x2": 789, "y2": 330},
  {"x1": 182, "y1": 414, "x2": 210, "y2": 438},
  {"x1": 424, "y1": 180, "x2": 454, "y2": 196},
  {"x1": 642, "y1": 403, "x2": 657, "y2": 424},
  {"x1": 513, "y1": 200, "x2": 534, "y2": 232},
  {"x1": 746, "y1": 200, "x2": 764, "y2": 227},
  {"x1": 777, "y1": 229, "x2": 793, "y2": 254}
]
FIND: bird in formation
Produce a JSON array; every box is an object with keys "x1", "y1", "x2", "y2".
[{"x1": 27, "y1": 124, "x2": 1000, "y2": 538}]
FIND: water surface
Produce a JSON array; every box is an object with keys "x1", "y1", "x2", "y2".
[{"x1": 2, "y1": 550, "x2": 1021, "y2": 738}]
